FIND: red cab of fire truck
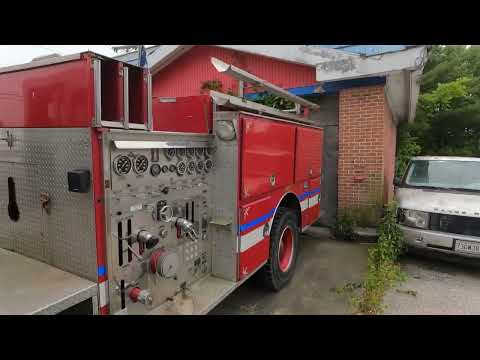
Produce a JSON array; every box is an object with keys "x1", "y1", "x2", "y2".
[{"x1": 0, "y1": 52, "x2": 323, "y2": 315}]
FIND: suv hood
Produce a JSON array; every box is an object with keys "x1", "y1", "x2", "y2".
[{"x1": 395, "y1": 187, "x2": 480, "y2": 218}]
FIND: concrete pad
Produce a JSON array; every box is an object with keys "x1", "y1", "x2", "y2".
[
  {"x1": 209, "y1": 230, "x2": 370, "y2": 315},
  {"x1": 384, "y1": 252, "x2": 480, "y2": 315}
]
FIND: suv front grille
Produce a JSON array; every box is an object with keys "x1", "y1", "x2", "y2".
[{"x1": 429, "y1": 213, "x2": 480, "y2": 237}]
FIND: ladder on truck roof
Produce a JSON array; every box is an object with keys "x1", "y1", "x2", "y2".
[{"x1": 209, "y1": 57, "x2": 319, "y2": 126}]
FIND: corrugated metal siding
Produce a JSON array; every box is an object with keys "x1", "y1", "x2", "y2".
[{"x1": 152, "y1": 46, "x2": 317, "y2": 98}]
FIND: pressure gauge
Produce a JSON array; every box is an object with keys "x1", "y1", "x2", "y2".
[
  {"x1": 205, "y1": 158, "x2": 213, "y2": 173},
  {"x1": 169, "y1": 164, "x2": 177, "y2": 173},
  {"x1": 186, "y1": 148, "x2": 195, "y2": 158},
  {"x1": 133, "y1": 155, "x2": 149, "y2": 174},
  {"x1": 176, "y1": 148, "x2": 186, "y2": 158},
  {"x1": 176, "y1": 161, "x2": 186, "y2": 176},
  {"x1": 164, "y1": 148, "x2": 176, "y2": 160},
  {"x1": 161, "y1": 165, "x2": 169, "y2": 173},
  {"x1": 113, "y1": 155, "x2": 132, "y2": 176},
  {"x1": 196, "y1": 160, "x2": 204, "y2": 173},
  {"x1": 205, "y1": 147, "x2": 214, "y2": 157},
  {"x1": 187, "y1": 160, "x2": 196, "y2": 175},
  {"x1": 195, "y1": 148, "x2": 204, "y2": 158},
  {"x1": 150, "y1": 163, "x2": 161, "y2": 177}
]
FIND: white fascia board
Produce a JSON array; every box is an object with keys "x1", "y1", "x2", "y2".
[
  {"x1": 385, "y1": 67, "x2": 424, "y2": 124},
  {"x1": 316, "y1": 46, "x2": 428, "y2": 82},
  {"x1": 217, "y1": 45, "x2": 358, "y2": 67},
  {"x1": 148, "y1": 44, "x2": 360, "y2": 75},
  {"x1": 385, "y1": 70, "x2": 409, "y2": 125},
  {"x1": 408, "y1": 69, "x2": 423, "y2": 123}
]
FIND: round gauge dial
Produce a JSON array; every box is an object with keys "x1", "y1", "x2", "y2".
[
  {"x1": 186, "y1": 148, "x2": 195, "y2": 158},
  {"x1": 161, "y1": 165, "x2": 169, "y2": 173},
  {"x1": 169, "y1": 164, "x2": 177, "y2": 173},
  {"x1": 150, "y1": 163, "x2": 161, "y2": 177},
  {"x1": 196, "y1": 160, "x2": 204, "y2": 173},
  {"x1": 187, "y1": 160, "x2": 196, "y2": 175},
  {"x1": 205, "y1": 158, "x2": 213, "y2": 172},
  {"x1": 113, "y1": 155, "x2": 132, "y2": 176},
  {"x1": 205, "y1": 147, "x2": 214, "y2": 157},
  {"x1": 195, "y1": 148, "x2": 204, "y2": 158},
  {"x1": 176, "y1": 161, "x2": 186, "y2": 176},
  {"x1": 176, "y1": 148, "x2": 186, "y2": 158},
  {"x1": 164, "y1": 148, "x2": 176, "y2": 160},
  {"x1": 133, "y1": 155, "x2": 149, "y2": 174}
]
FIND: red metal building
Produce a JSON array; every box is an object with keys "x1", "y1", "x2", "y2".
[{"x1": 151, "y1": 45, "x2": 316, "y2": 98}]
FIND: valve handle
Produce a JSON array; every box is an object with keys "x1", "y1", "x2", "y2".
[{"x1": 158, "y1": 205, "x2": 174, "y2": 223}]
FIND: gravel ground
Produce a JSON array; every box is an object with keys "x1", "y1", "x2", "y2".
[{"x1": 384, "y1": 250, "x2": 480, "y2": 315}]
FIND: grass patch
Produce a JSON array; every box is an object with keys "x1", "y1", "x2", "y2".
[
  {"x1": 335, "y1": 202, "x2": 407, "y2": 314},
  {"x1": 332, "y1": 210, "x2": 357, "y2": 241}
]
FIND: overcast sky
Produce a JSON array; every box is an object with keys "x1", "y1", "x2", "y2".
[{"x1": 0, "y1": 45, "x2": 123, "y2": 67}]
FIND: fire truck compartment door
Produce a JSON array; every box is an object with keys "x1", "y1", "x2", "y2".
[
  {"x1": 241, "y1": 115, "x2": 295, "y2": 200},
  {"x1": 153, "y1": 95, "x2": 212, "y2": 133},
  {"x1": 0, "y1": 161, "x2": 45, "y2": 260},
  {"x1": 295, "y1": 127, "x2": 323, "y2": 182}
]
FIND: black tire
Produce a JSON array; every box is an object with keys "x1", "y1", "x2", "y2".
[{"x1": 260, "y1": 207, "x2": 300, "y2": 291}]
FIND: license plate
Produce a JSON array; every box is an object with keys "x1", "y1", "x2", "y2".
[{"x1": 455, "y1": 239, "x2": 480, "y2": 254}]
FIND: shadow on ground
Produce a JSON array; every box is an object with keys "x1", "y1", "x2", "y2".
[{"x1": 209, "y1": 227, "x2": 370, "y2": 315}]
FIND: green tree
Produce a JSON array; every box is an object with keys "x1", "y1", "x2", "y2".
[
  {"x1": 251, "y1": 92, "x2": 295, "y2": 110},
  {"x1": 396, "y1": 45, "x2": 480, "y2": 176}
]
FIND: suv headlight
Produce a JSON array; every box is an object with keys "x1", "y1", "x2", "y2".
[{"x1": 398, "y1": 209, "x2": 429, "y2": 229}]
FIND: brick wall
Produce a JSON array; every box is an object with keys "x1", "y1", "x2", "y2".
[{"x1": 338, "y1": 85, "x2": 397, "y2": 223}]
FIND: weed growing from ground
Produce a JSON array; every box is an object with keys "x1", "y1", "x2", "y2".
[{"x1": 336, "y1": 202, "x2": 406, "y2": 314}]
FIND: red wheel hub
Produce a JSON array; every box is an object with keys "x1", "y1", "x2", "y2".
[{"x1": 278, "y1": 227, "x2": 294, "y2": 272}]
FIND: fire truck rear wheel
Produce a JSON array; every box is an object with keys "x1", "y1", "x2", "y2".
[{"x1": 260, "y1": 207, "x2": 299, "y2": 291}]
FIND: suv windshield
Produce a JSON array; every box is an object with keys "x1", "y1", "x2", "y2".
[{"x1": 405, "y1": 160, "x2": 480, "y2": 191}]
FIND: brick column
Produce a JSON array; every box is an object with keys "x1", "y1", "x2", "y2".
[{"x1": 338, "y1": 85, "x2": 397, "y2": 226}]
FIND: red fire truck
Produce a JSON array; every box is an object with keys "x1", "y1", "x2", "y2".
[{"x1": 0, "y1": 52, "x2": 323, "y2": 315}]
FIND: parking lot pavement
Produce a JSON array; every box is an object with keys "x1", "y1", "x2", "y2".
[
  {"x1": 384, "y1": 251, "x2": 480, "y2": 315},
  {"x1": 209, "y1": 227, "x2": 370, "y2": 315}
]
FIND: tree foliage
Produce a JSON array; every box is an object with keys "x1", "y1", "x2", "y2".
[
  {"x1": 252, "y1": 93, "x2": 295, "y2": 110},
  {"x1": 396, "y1": 45, "x2": 480, "y2": 176}
]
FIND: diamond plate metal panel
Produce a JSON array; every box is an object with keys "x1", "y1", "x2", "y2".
[{"x1": 0, "y1": 128, "x2": 97, "y2": 281}]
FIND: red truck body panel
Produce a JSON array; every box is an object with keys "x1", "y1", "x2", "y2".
[
  {"x1": 0, "y1": 57, "x2": 94, "y2": 128},
  {"x1": 295, "y1": 127, "x2": 323, "y2": 182},
  {"x1": 237, "y1": 113, "x2": 324, "y2": 280},
  {"x1": 240, "y1": 115, "x2": 296, "y2": 201},
  {"x1": 152, "y1": 95, "x2": 212, "y2": 133}
]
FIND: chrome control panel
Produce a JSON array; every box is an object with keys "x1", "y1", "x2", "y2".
[{"x1": 104, "y1": 131, "x2": 215, "y2": 315}]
